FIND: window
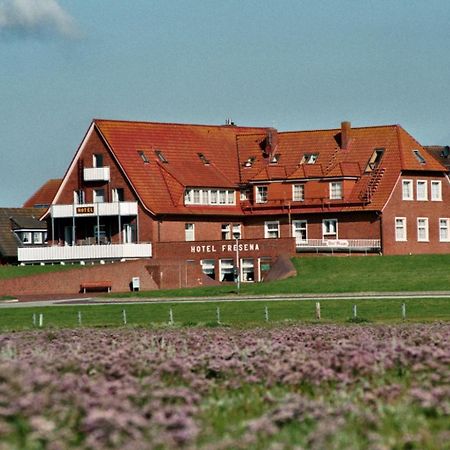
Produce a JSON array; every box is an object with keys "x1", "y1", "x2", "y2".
[
  {"x1": 365, "y1": 148, "x2": 384, "y2": 172},
  {"x1": 300, "y1": 153, "x2": 318, "y2": 164},
  {"x1": 210, "y1": 190, "x2": 217, "y2": 204},
  {"x1": 93, "y1": 154, "x2": 103, "y2": 168},
  {"x1": 112, "y1": 188, "x2": 124, "y2": 202},
  {"x1": 330, "y1": 182, "x2": 343, "y2": 200},
  {"x1": 94, "y1": 224, "x2": 107, "y2": 243},
  {"x1": 185, "y1": 223, "x2": 195, "y2": 241},
  {"x1": 155, "y1": 150, "x2": 168, "y2": 163},
  {"x1": 259, "y1": 257, "x2": 272, "y2": 282},
  {"x1": 219, "y1": 259, "x2": 235, "y2": 282},
  {"x1": 292, "y1": 220, "x2": 307, "y2": 243},
  {"x1": 416, "y1": 180, "x2": 428, "y2": 201},
  {"x1": 184, "y1": 188, "x2": 236, "y2": 205},
  {"x1": 431, "y1": 180, "x2": 442, "y2": 201},
  {"x1": 21, "y1": 231, "x2": 32, "y2": 244},
  {"x1": 395, "y1": 217, "x2": 407, "y2": 242},
  {"x1": 201, "y1": 259, "x2": 215, "y2": 280},
  {"x1": 138, "y1": 150, "x2": 149, "y2": 163},
  {"x1": 240, "y1": 188, "x2": 250, "y2": 200},
  {"x1": 244, "y1": 157, "x2": 256, "y2": 167},
  {"x1": 264, "y1": 221, "x2": 280, "y2": 239},
  {"x1": 221, "y1": 224, "x2": 231, "y2": 240},
  {"x1": 241, "y1": 258, "x2": 255, "y2": 282},
  {"x1": 227, "y1": 190, "x2": 235, "y2": 205},
  {"x1": 256, "y1": 186, "x2": 268, "y2": 203},
  {"x1": 322, "y1": 219, "x2": 338, "y2": 238},
  {"x1": 219, "y1": 190, "x2": 226, "y2": 204},
  {"x1": 73, "y1": 190, "x2": 85, "y2": 204},
  {"x1": 413, "y1": 149, "x2": 426, "y2": 164},
  {"x1": 93, "y1": 189, "x2": 105, "y2": 203},
  {"x1": 184, "y1": 189, "x2": 192, "y2": 204},
  {"x1": 402, "y1": 180, "x2": 413, "y2": 200},
  {"x1": 193, "y1": 189, "x2": 201, "y2": 204},
  {"x1": 197, "y1": 153, "x2": 209, "y2": 165},
  {"x1": 292, "y1": 184, "x2": 305, "y2": 202},
  {"x1": 232, "y1": 224, "x2": 241, "y2": 239},
  {"x1": 33, "y1": 232, "x2": 43, "y2": 244},
  {"x1": 417, "y1": 218, "x2": 429, "y2": 242},
  {"x1": 270, "y1": 154, "x2": 280, "y2": 164},
  {"x1": 439, "y1": 218, "x2": 450, "y2": 242}
]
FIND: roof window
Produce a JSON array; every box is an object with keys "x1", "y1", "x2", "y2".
[
  {"x1": 270, "y1": 153, "x2": 280, "y2": 164},
  {"x1": 413, "y1": 149, "x2": 426, "y2": 165},
  {"x1": 197, "y1": 153, "x2": 210, "y2": 165},
  {"x1": 155, "y1": 150, "x2": 168, "y2": 163},
  {"x1": 300, "y1": 153, "x2": 318, "y2": 164},
  {"x1": 365, "y1": 148, "x2": 384, "y2": 172},
  {"x1": 138, "y1": 150, "x2": 149, "y2": 164},
  {"x1": 244, "y1": 156, "x2": 256, "y2": 168}
]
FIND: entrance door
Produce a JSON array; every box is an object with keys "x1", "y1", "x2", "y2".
[
  {"x1": 292, "y1": 220, "x2": 307, "y2": 244},
  {"x1": 64, "y1": 226, "x2": 73, "y2": 246}
]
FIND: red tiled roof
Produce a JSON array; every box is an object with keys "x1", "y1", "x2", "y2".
[{"x1": 23, "y1": 179, "x2": 62, "y2": 208}]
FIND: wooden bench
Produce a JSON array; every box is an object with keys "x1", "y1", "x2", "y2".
[{"x1": 80, "y1": 281, "x2": 112, "y2": 293}]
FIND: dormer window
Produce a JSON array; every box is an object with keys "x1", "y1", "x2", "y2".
[
  {"x1": 244, "y1": 157, "x2": 256, "y2": 168},
  {"x1": 365, "y1": 148, "x2": 384, "y2": 172},
  {"x1": 155, "y1": 150, "x2": 168, "y2": 163},
  {"x1": 413, "y1": 149, "x2": 426, "y2": 164},
  {"x1": 138, "y1": 150, "x2": 149, "y2": 163},
  {"x1": 270, "y1": 154, "x2": 280, "y2": 164},
  {"x1": 300, "y1": 153, "x2": 318, "y2": 164},
  {"x1": 197, "y1": 153, "x2": 210, "y2": 165}
]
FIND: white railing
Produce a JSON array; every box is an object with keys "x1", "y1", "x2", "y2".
[
  {"x1": 51, "y1": 202, "x2": 138, "y2": 218},
  {"x1": 296, "y1": 239, "x2": 381, "y2": 251},
  {"x1": 18, "y1": 243, "x2": 152, "y2": 263},
  {"x1": 83, "y1": 167, "x2": 110, "y2": 181}
]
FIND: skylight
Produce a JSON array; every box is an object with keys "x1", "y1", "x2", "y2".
[
  {"x1": 197, "y1": 153, "x2": 210, "y2": 165},
  {"x1": 155, "y1": 150, "x2": 168, "y2": 163},
  {"x1": 270, "y1": 153, "x2": 280, "y2": 164},
  {"x1": 365, "y1": 148, "x2": 384, "y2": 172},
  {"x1": 244, "y1": 157, "x2": 256, "y2": 168},
  {"x1": 413, "y1": 149, "x2": 426, "y2": 165},
  {"x1": 138, "y1": 150, "x2": 149, "y2": 163},
  {"x1": 300, "y1": 153, "x2": 318, "y2": 164}
]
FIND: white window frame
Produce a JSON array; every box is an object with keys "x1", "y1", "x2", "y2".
[
  {"x1": 322, "y1": 219, "x2": 338, "y2": 237},
  {"x1": 184, "y1": 188, "x2": 236, "y2": 206},
  {"x1": 219, "y1": 258, "x2": 235, "y2": 282},
  {"x1": 292, "y1": 220, "x2": 307, "y2": 243},
  {"x1": 417, "y1": 217, "x2": 429, "y2": 242},
  {"x1": 416, "y1": 180, "x2": 428, "y2": 201},
  {"x1": 93, "y1": 154, "x2": 103, "y2": 168},
  {"x1": 329, "y1": 182, "x2": 343, "y2": 200},
  {"x1": 264, "y1": 221, "x2": 280, "y2": 239},
  {"x1": 112, "y1": 188, "x2": 124, "y2": 202},
  {"x1": 431, "y1": 180, "x2": 442, "y2": 201},
  {"x1": 227, "y1": 190, "x2": 235, "y2": 205},
  {"x1": 33, "y1": 232, "x2": 43, "y2": 244},
  {"x1": 395, "y1": 217, "x2": 407, "y2": 242},
  {"x1": 93, "y1": 188, "x2": 105, "y2": 203},
  {"x1": 402, "y1": 179, "x2": 413, "y2": 200},
  {"x1": 292, "y1": 184, "x2": 305, "y2": 202},
  {"x1": 256, "y1": 186, "x2": 268, "y2": 204},
  {"x1": 439, "y1": 218, "x2": 450, "y2": 242},
  {"x1": 185, "y1": 223, "x2": 195, "y2": 241},
  {"x1": 232, "y1": 224, "x2": 242, "y2": 239}
]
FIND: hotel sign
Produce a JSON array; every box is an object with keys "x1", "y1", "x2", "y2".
[
  {"x1": 76, "y1": 206, "x2": 95, "y2": 214},
  {"x1": 191, "y1": 242, "x2": 260, "y2": 254}
]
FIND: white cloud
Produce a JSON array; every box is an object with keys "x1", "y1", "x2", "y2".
[{"x1": 0, "y1": 0, "x2": 78, "y2": 38}]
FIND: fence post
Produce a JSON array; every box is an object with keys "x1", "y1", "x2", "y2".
[
  {"x1": 401, "y1": 303, "x2": 406, "y2": 320},
  {"x1": 32, "y1": 313, "x2": 36, "y2": 326},
  {"x1": 122, "y1": 309, "x2": 127, "y2": 325},
  {"x1": 216, "y1": 307, "x2": 221, "y2": 325},
  {"x1": 38, "y1": 313, "x2": 43, "y2": 328},
  {"x1": 315, "y1": 302, "x2": 321, "y2": 320},
  {"x1": 78, "y1": 311, "x2": 82, "y2": 326},
  {"x1": 264, "y1": 306, "x2": 269, "y2": 322},
  {"x1": 169, "y1": 308, "x2": 174, "y2": 325},
  {"x1": 353, "y1": 304, "x2": 357, "y2": 319}
]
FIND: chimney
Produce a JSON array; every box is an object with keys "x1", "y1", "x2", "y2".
[{"x1": 341, "y1": 121, "x2": 351, "y2": 150}]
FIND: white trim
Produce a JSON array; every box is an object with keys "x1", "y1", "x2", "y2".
[
  {"x1": 439, "y1": 218, "x2": 450, "y2": 242},
  {"x1": 322, "y1": 218, "x2": 338, "y2": 238},
  {"x1": 185, "y1": 223, "x2": 195, "y2": 241},
  {"x1": 264, "y1": 220, "x2": 280, "y2": 238},
  {"x1": 292, "y1": 184, "x2": 305, "y2": 202},
  {"x1": 395, "y1": 217, "x2": 407, "y2": 242},
  {"x1": 417, "y1": 217, "x2": 429, "y2": 242},
  {"x1": 430, "y1": 180, "x2": 442, "y2": 201},
  {"x1": 401, "y1": 179, "x2": 413, "y2": 201},
  {"x1": 292, "y1": 219, "x2": 307, "y2": 242},
  {"x1": 416, "y1": 180, "x2": 428, "y2": 201},
  {"x1": 256, "y1": 186, "x2": 268, "y2": 204},
  {"x1": 329, "y1": 181, "x2": 343, "y2": 200}
]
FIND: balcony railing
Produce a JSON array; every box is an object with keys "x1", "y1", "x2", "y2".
[
  {"x1": 18, "y1": 243, "x2": 152, "y2": 263},
  {"x1": 296, "y1": 238, "x2": 381, "y2": 252},
  {"x1": 83, "y1": 167, "x2": 110, "y2": 181},
  {"x1": 50, "y1": 202, "x2": 138, "y2": 218}
]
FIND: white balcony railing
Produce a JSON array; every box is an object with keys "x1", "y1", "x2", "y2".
[
  {"x1": 296, "y1": 239, "x2": 381, "y2": 252},
  {"x1": 83, "y1": 167, "x2": 110, "y2": 181},
  {"x1": 50, "y1": 202, "x2": 138, "y2": 218},
  {"x1": 18, "y1": 243, "x2": 152, "y2": 263}
]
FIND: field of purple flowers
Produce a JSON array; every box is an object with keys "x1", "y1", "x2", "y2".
[{"x1": 0, "y1": 324, "x2": 449, "y2": 449}]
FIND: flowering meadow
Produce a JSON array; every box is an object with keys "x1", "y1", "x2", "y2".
[{"x1": 0, "y1": 324, "x2": 449, "y2": 449}]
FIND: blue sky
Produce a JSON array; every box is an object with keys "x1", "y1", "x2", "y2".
[{"x1": 1, "y1": 0, "x2": 450, "y2": 206}]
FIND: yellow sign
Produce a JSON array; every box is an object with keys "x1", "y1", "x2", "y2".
[{"x1": 76, "y1": 206, "x2": 95, "y2": 214}]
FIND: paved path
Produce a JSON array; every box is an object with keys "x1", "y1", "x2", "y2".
[{"x1": 1, "y1": 291, "x2": 450, "y2": 308}]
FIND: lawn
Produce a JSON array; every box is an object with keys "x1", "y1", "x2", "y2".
[
  {"x1": 111, "y1": 254, "x2": 450, "y2": 298},
  {"x1": 0, "y1": 297, "x2": 449, "y2": 331},
  {"x1": 0, "y1": 324, "x2": 449, "y2": 449},
  {"x1": 0, "y1": 263, "x2": 81, "y2": 279}
]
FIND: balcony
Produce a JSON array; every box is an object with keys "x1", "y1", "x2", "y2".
[
  {"x1": 296, "y1": 239, "x2": 381, "y2": 253},
  {"x1": 50, "y1": 202, "x2": 138, "y2": 218},
  {"x1": 18, "y1": 243, "x2": 152, "y2": 263},
  {"x1": 83, "y1": 167, "x2": 110, "y2": 181}
]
